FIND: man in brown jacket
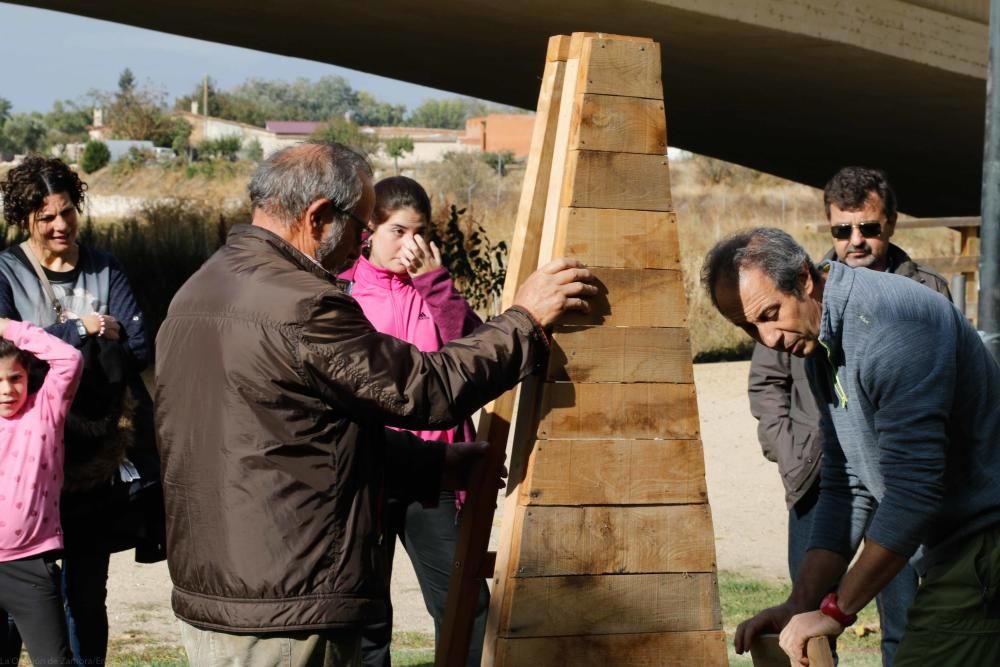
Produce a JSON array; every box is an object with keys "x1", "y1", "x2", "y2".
[
  {"x1": 747, "y1": 166, "x2": 950, "y2": 666},
  {"x1": 155, "y1": 142, "x2": 595, "y2": 665}
]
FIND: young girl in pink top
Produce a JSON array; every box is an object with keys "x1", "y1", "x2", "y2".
[
  {"x1": 340, "y1": 176, "x2": 486, "y2": 667},
  {"x1": 0, "y1": 318, "x2": 83, "y2": 664}
]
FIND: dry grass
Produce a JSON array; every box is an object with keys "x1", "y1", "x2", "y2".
[
  {"x1": 670, "y1": 157, "x2": 956, "y2": 359},
  {"x1": 65, "y1": 155, "x2": 959, "y2": 360}
]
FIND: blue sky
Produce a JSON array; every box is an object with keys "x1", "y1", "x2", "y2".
[{"x1": 0, "y1": 2, "x2": 460, "y2": 114}]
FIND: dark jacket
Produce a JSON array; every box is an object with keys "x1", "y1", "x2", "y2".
[
  {"x1": 155, "y1": 224, "x2": 547, "y2": 633},
  {"x1": 747, "y1": 244, "x2": 951, "y2": 508}
]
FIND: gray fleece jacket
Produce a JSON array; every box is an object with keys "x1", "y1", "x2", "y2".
[{"x1": 807, "y1": 261, "x2": 1000, "y2": 573}]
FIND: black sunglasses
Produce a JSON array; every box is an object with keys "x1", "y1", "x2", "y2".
[{"x1": 831, "y1": 222, "x2": 882, "y2": 240}]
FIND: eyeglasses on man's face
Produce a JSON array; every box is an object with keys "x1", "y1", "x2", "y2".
[{"x1": 830, "y1": 221, "x2": 882, "y2": 241}]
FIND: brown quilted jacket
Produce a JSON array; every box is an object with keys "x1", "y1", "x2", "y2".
[{"x1": 155, "y1": 224, "x2": 546, "y2": 633}]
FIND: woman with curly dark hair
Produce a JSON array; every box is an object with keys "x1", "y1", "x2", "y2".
[{"x1": 0, "y1": 155, "x2": 158, "y2": 666}]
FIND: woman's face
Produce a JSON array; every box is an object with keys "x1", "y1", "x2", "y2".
[
  {"x1": 29, "y1": 191, "x2": 79, "y2": 257},
  {"x1": 368, "y1": 207, "x2": 427, "y2": 274}
]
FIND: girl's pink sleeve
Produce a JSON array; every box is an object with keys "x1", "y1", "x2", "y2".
[
  {"x1": 3, "y1": 319, "x2": 83, "y2": 414},
  {"x1": 411, "y1": 267, "x2": 483, "y2": 343}
]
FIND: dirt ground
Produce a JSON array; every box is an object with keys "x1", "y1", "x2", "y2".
[{"x1": 106, "y1": 359, "x2": 788, "y2": 645}]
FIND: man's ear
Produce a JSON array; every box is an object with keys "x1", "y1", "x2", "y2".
[
  {"x1": 799, "y1": 263, "x2": 814, "y2": 296},
  {"x1": 304, "y1": 198, "x2": 333, "y2": 234},
  {"x1": 884, "y1": 212, "x2": 897, "y2": 238}
]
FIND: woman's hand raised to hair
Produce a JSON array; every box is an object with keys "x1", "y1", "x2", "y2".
[
  {"x1": 400, "y1": 234, "x2": 442, "y2": 277},
  {"x1": 512, "y1": 258, "x2": 597, "y2": 328}
]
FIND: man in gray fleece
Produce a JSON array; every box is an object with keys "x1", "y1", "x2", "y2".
[
  {"x1": 747, "y1": 167, "x2": 950, "y2": 666},
  {"x1": 704, "y1": 227, "x2": 1000, "y2": 666}
]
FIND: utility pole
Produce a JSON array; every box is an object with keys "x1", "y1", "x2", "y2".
[{"x1": 980, "y1": 0, "x2": 1000, "y2": 361}]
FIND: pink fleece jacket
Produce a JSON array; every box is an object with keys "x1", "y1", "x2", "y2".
[
  {"x1": 0, "y1": 320, "x2": 83, "y2": 562},
  {"x1": 342, "y1": 256, "x2": 482, "y2": 446}
]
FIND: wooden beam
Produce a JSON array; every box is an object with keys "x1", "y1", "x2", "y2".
[
  {"x1": 557, "y1": 208, "x2": 680, "y2": 270},
  {"x1": 559, "y1": 268, "x2": 687, "y2": 328},
  {"x1": 537, "y1": 382, "x2": 700, "y2": 440},
  {"x1": 913, "y1": 255, "x2": 980, "y2": 274},
  {"x1": 513, "y1": 505, "x2": 717, "y2": 576},
  {"x1": 500, "y1": 573, "x2": 722, "y2": 637},
  {"x1": 442, "y1": 34, "x2": 573, "y2": 667},
  {"x1": 522, "y1": 439, "x2": 708, "y2": 506},
  {"x1": 548, "y1": 326, "x2": 692, "y2": 383},
  {"x1": 563, "y1": 151, "x2": 672, "y2": 211},
  {"x1": 494, "y1": 630, "x2": 728, "y2": 667},
  {"x1": 751, "y1": 634, "x2": 835, "y2": 667},
  {"x1": 570, "y1": 94, "x2": 667, "y2": 154}
]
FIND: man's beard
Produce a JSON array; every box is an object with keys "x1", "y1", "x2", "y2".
[{"x1": 315, "y1": 223, "x2": 356, "y2": 274}]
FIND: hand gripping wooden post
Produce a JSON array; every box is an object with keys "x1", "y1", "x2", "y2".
[{"x1": 438, "y1": 33, "x2": 728, "y2": 667}]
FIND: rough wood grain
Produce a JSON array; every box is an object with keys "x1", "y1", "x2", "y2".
[
  {"x1": 501, "y1": 573, "x2": 722, "y2": 637},
  {"x1": 522, "y1": 439, "x2": 708, "y2": 505},
  {"x1": 548, "y1": 326, "x2": 692, "y2": 383},
  {"x1": 513, "y1": 505, "x2": 717, "y2": 576},
  {"x1": 577, "y1": 37, "x2": 663, "y2": 100},
  {"x1": 559, "y1": 267, "x2": 687, "y2": 327},
  {"x1": 537, "y1": 382, "x2": 700, "y2": 440},
  {"x1": 563, "y1": 151, "x2": 672, "y2": 211},
  {"x1": 570, "y1": 94, "x2": 667, "y2": 154},
  {"x1": 556, "y1": 208, "x2": 679, "y2": 270},
  {"x1": 494, "y1": 630, "x2": 728, "y2": 667}
]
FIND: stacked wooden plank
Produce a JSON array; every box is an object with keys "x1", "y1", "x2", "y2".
[{"x1": 469, "y1": 32, "x2": 728, "y2": 666}]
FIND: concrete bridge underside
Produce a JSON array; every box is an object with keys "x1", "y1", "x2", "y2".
[{"x1": 12, "y1": 0, "x2": 991, "y2": 216}]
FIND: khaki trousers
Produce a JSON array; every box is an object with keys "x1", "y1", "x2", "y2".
[{"x1": 180, "y1": 620, "x2": 361, "y2": 667}]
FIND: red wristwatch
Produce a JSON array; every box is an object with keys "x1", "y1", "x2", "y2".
[{"x1": 820, "y1": 592, "x2": 857, "y2": 627}]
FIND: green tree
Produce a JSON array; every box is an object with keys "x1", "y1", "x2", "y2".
[
  {"x1": 118, "y1": 68, "x2": 136, "y2": 95},
  {"x1": 95, "y1": 68, "x2": 171, "y2": 141},
  {"x1": 383, "y1": 136, "x2": 414, "y2": 175},
  {"x1": 407, "y1": 99, "x2": 468, "y2": 129},
  {"x1": 309, "y1": 116, "x2": 379, "y2": 156},
  {"x1": 0, "y1": 98, "x2": 11, "y2": 126},
  {"x1": 353, "y1": 92, "x2": 406, "y2": 126},
  {"x1": 1, "y1": 113, "x2": 48, "y2": 154},
  {"x1": 43, "y1": 100, "x2": 91, "y2": 146},
  {"x1": 243, "y1": 138, "x2": 264, "y2": 162},
  {"x1": 80, "y1": 139, "x2": 111, "y2": 173},
  {"x1": 197, "y1": 135, "x2": 241, "y2": 161}
]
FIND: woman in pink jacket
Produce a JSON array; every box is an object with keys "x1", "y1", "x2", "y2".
[
  {"x1": 0, "y1": 318, "x2": 83, "y2": 664},
  {"x1": 341, "y1": 176, "x2": 487, "y2": 667}
]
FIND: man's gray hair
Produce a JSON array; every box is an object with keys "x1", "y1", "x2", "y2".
[
  {"x1": 248, "y1": 142, "x2": 373, "y2": 226},
  {"x1": 701, "y1": 227, "x2": 819, "y2": 309}
]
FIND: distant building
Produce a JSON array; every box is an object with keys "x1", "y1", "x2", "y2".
[{"x1": 459, "y1": 114, "x2": 535, "y2": 159}]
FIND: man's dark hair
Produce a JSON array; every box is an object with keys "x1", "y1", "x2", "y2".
[
  {"x1": 248, "y1": 142, "x2": 373, "y2": 227},
  {"x1": 371, "y1": 176, "x2": 432, "y2": 226},
  {"x1": 823, "y1": 166, "x2": 897, "y2": 221},
  {"x1": 0, "y1": 155, "x2": 87, "y2": 228},
  {"x1": 701, "y1": 227, "x2": 819, "y2": 309}
]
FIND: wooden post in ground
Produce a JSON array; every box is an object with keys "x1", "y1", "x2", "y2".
[
  {"x1": 488, "y1": 33, "x2": 727, "y2": 666},
  {"x1": 440, "y1": 32, "x2": 728, "y2": 667},
  {"x1": 435, "y1": 35, "x2": 572, "y2": 667}
]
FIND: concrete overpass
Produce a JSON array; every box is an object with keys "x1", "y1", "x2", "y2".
[{"x1": 10, "y1": 0, "x2": 991, "y2": 215}]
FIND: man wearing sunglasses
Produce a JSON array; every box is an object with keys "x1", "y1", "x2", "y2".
[{"x1": 747, "y1": 166, "x2": 950, "y2": 666}]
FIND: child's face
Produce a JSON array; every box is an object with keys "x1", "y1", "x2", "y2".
[
  {"x1": 0, "y1": 356, "x2": 28, "y2": 418},
  {"x1": 368, "y1": 207, "x2": 427, "y2": 274}
]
